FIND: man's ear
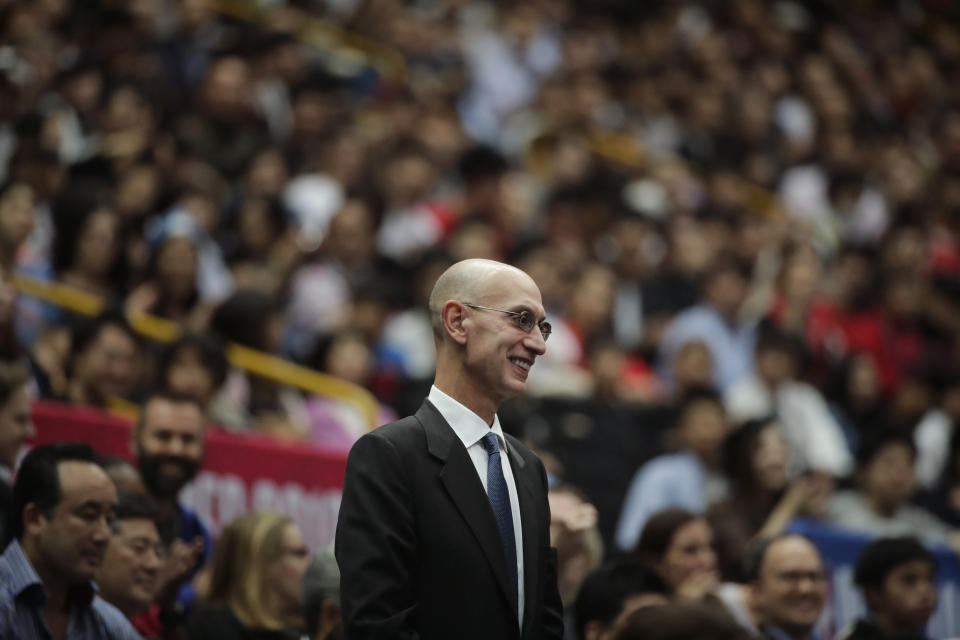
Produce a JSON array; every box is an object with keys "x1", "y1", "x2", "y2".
[
  {"x1": 22, "y1": 503, "x2": 48, "y2": 537},
  {"x1": 441, "y1": 300, "x2": 468, "y2": 345}
]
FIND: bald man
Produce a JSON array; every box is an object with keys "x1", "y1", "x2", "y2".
[{"x1": 336, "y1": 259, "x2": 564, "y2": 640}]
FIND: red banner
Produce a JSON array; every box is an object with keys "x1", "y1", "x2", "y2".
[{"x1": 30, "y1": 401, "x2": 348, "y2": 551}]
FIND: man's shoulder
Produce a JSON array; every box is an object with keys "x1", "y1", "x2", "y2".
[{"x1": 92, "y1": 596, "x2": 141, "y2": 639}]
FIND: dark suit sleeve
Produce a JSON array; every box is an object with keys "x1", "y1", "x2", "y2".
[
  {"x1": 537, "y1": 460, "x2": 565, "y2": 640},
  {"x1": 336, "y1": 431, "x2": 421, "y2": 640}
]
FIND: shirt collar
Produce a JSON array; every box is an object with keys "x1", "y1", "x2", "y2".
[
  {"x1": 2, "y1": 539, "x2": 97, "y2": 606},
  {"x1": 427, "y1": 385, "x2": 507, "y2": 451}
]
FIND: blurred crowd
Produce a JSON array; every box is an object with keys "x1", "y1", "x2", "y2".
[{"x1": 2, "y1": 0, "x2": 960, "y2": 637}]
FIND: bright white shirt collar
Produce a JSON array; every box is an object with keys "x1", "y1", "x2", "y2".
[{"x1": 427, "y1": 385, "x2": 507, "y2": 452}]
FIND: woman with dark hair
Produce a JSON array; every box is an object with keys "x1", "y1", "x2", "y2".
[
  {"x1": 707, "y1": 418, "x2": 832, "y2": 580},
  {"x1": 634, "y1": 509, "x2": 719, "y2": 601},
  {"x1": 207, "y1": 289, "x2": 308, "y2": 437},
  {"x1": 157, "y1": 332, "x2": 229, "y2": 413},
  {"x1": 51, "y1": 183, "x2": 123, "y2": 300},
  {"x1": 126, "y1": 210, "x2": 209, "y2": 327}
]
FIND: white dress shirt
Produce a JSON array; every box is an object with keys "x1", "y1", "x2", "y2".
[{"x1": 427, "y1": 385, "x2": 525, "y2": 625}]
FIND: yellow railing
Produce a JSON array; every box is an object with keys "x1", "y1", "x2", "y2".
[{"x1": 13, "y1": 273, "x2": 381, "y2": 428}]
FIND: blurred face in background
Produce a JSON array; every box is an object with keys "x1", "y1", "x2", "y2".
[
  {"x1": 752, "y1": 425, "x2": 790, "y2": 493},
  {"x1": 265, "y1": 523, "x2": 311, "y2": 618},
  {"x1": 74, "y1": 324, "x2": 139, "y2": 406},
  {"x1": 655, "y1": 518, "x2": 717, "y2": 593},
  {"x1": 96, "y1": 517, "x2": 163, "y2": 617}
]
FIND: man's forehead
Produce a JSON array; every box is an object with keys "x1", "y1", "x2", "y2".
[
  {"x1": 58, "y1": 461, "x2": 116, "y2": 501},
  {"x1": 115, "y1": 517, "x2": 160, "y2": 538},
  {"x1": 765, "y1": 537, "x2": 823, "y2": 571},
  {"x1": 143, "y1": 400, "x2": 205, "y2": 433}
]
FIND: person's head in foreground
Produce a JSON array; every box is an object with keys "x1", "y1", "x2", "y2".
[
  {"x1": 852, "y1": 536, "x2": 937, "y2": 639},
  {"x1": 747, "y1": 534, "x2": 827, "y2": 640},
  {"x1": 95, "y1": 492, "x2": 163, "y2": 618},
  {"x1": 12, "y1": 442, "x2": 117, "y2": 587},
  {"x1": 609, "y1": 600, "x2": 751, "y2": 640},
  {"x1": 574, "y1": 558, "x2": 669, "y2": 640},
  {"x1": 429, "y1": 258, "x2": 549, "y2": 422},
  {"x1": 635, "y1": 509, "x2": 719, "y2": 601},
  {"x1": 204, "y1": 511, "x2": 311, "y2": 632}
]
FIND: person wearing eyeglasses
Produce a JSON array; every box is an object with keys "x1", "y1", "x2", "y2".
[
  {"x1": 95, "y1": 493, "x2": 182, "y2": 640},
  {"x1": 745, "y1": 534, "x2": 828, "y2": 640},
  {"x1": 336, "y1": 258, "x2": 564, "y2": 640}
]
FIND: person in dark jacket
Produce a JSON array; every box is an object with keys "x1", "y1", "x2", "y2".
[{"x1": 838, "y1": 537, "x2": 937, "y2": 640}]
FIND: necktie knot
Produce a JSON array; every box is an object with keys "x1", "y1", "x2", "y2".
[{"x1": 482, "y1": 431, "x2": 500, "y2": 456}]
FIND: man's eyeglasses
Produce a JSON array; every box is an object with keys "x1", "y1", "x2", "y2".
[{"x1": 462, "y1": 303, "x2": 552, "y2": 341}]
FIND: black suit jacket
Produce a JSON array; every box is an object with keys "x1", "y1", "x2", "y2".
[{"x1": 336, "y1": 401, "x2": 564, "y2": 640}]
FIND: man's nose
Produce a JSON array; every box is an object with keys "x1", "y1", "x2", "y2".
[{"x1": 525, "y1": 327, "x2": 547, "y2": 356}]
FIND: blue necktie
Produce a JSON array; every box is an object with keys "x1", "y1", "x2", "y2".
[{"x1": 482, "y1": 431, "x2": 518, "y2": 606}]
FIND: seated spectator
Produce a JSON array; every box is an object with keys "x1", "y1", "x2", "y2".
[
  {"x1": 0, "y1": 442, "x2": 139, "y2": 638},
  {"x1": 133, "y1": 391, "x2": 211, "y2": 610},
  {"x1": 709, "y1": 418, "x2": 833, "y2": 581},
  {"x1": 64, "y1": 309, "x2": 142, "y2": 410},
  {"x1": 126, "y1": 210, "x2": 211, "y2": 329},
  {"x1": 634, "y1": 509, "x2": 720, "y2": 602},
  {"x1": 0, "y1": 180, "x2": 37, "y2": 270},
  {"x1": 725, "y1": 324, "x2": 852, "y2": 477},
  {"x1": 0, "y1": 359, "x2": 33, "y2": 548},
  {"x1": 574, "y1": 559, "x2": 669, "y2": 640},
  {"x1": 658, "y1": 257, "x2": 757, "y2": 394},
  {"x1": 209, "y1": 289, "x2": 310, "y2": 437},
  {"x1": 549, "y1": 483, "x2": 604, "y2": 611},
  {"x1": 305, "y1": 328, "x2": 397, "y2": 453},
  {"x1": 94, "y1": 494, "x2": 164, "y2": 626},
  {"x1": 824, "y1": 431, "x2": 960, "y2": 550},
  {"x1": 837, "y1": 537, "x2": 937, "y2": 640},
  {"x1": 610, "y1": 600, "x2": 750, "y2": 640},
  {"x1": 187, "y1": 512, "x2": 310, "y2": 640},
  {"x1": 746, "y1": 534, "x2": 827, "y2": 640},
  {"x1": 156, "y1": 332, "x2": 229, "y2": 418},
  {"x1": 51, "y1": 186, "x2": 123, "y2": 300},
  {"x1": 616, "y1": 387, "x2": 731, "y2": 551},
  {"x1": 302, "y1": 545, "x2": 343, "y2": 640}
]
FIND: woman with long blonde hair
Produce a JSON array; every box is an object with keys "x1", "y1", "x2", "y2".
[{"x1": 187, "y1": 512, "x2": 310, "y2": 639}]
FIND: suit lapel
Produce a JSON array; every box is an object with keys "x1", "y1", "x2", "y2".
[
  {"x1": 417, "y1": 402, "x2": 520, "y2": 619},
  {"x1": 507, "y1": 437, "x2": 539, "y2": 639}
]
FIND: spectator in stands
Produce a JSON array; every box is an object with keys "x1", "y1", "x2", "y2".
[
  {"x1": 0, "y1": 442, "x2": 140, "y2": 638},
  {"x1": 838, "y1": 537, "x2": 937, "y2": 640},
  {"x1": 126, "y1": 210, "x2": 209, "y2": 329},
  {"x1": 187, "y1": 511, "x2": 310, "y2": 640},
  {"x1": 709, "y1": 418, "x2": 833, "y2": 581},
  {"x1": 51, "y1": 185, "x2": 123, "y2": 300},
  {"x1": 305, "y1": 327, "x2": 396, "y2": 453},
  {"x1": 156, "y1": 332, "x2": 229, "y2": 418},
  {"x1": 0, "y1": 180, "x2": 36, "y2": 270},
  {"x1": 574, "y1": 559, "x2": 669, "y2": 640},
  {"x1": 0, "y1": 359, "x2": 33, "y2": 548},
  {"x1": 616, "y1": 388, "x2": 731, "y2": 551},
  {"x1": 747, "y1": 534, "x2": 827, "y2": 640},
  {"x1": 658, "y1": 257, "x2": 757, "y2": 394},
  {"x1": 725, "y1": 324, "x2": 852, "y2": 477},
  {"x1": 302, "y1": 545, "x2": 343, "y2": 640},
  {"x1": 824, "y1": 431, "x2": 960, "y2": 551},
  {"x1": 64, "y1": 309, "x2": 142, "y2": 410},
  {"x1": 209, "y1": 289, "x2": 309, "y2": 437},
  {"x1": 94, "y1": 493, "x2": 164, "y2": 629},
  {"x1": 634, "y1": 509, "x2": 720, "y2": 602},
  {"x1": 609, "y1": 600, "x2": 750, "y2": 640},
  {"x1": 133, "y1": 391, "x2": 210, "y2": 609}
]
